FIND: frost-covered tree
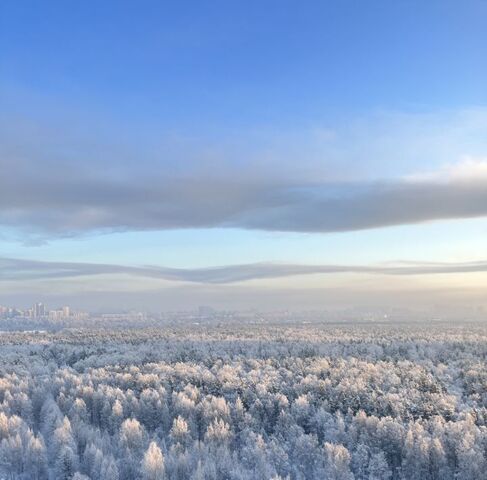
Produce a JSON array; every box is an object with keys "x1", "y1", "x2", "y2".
[
  {"x1": 324, "y1": 442, "x2": 354, "y2": 480},
  {"x1": 25, "y1": 432, "x2": 48, "y2": 480},
  {"x1": 141, "y1": 441, "x2": 165, "y2": 480},
  {"x1": 55, "y1": 445, "x2": 79, "y2": 480},
  {"x1": 368, "y1": 452, "x2": 391, "y2": 480}
]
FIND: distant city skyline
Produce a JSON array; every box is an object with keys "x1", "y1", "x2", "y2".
[{"x1": 1, "y1": 1, "x2": 486, "y2": 311}]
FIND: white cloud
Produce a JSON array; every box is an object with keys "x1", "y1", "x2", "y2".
[{"x1": 407, "y1": 156, "x2": 487, "y2": 183}]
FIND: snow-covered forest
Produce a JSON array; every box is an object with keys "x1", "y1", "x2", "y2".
[{"x1": 0, "y1": 324, "x2": 486, "y2": 479}]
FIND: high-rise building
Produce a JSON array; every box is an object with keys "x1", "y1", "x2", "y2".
[
  {"x1": 34, "y1": 302, "x2": 46, "y2": 318},
  {"x1": 62, "y1": 306, "x2": 70, "y2": 318}
]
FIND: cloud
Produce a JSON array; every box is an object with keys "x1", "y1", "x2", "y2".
[
  {"x1": 1, "y1": 106, "x2": 487, "y2": 238},
  {"x1": 406, "y1": 156, "x2": 487, "y2": 182},
  {"x1": 2, "y1": 257, "x2": 487, "y2": 284},
  {"x1": 1, "y1": 164, "x2": 487, "y2": 237}
]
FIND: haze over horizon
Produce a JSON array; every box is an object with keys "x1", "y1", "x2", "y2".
[{"x1": 1, "y1": 1, "x2": 487, "y2": 312}]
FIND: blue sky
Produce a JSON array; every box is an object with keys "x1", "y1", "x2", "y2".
[{"x1": 1, "y1": 1, "x2": 487, "y2": 311}]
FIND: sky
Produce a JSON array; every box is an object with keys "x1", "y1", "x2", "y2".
[{"x1": 1, "y1": 0, "x2": 487, "y2": 313}]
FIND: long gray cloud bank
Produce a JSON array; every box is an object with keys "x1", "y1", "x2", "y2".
[
  {"x1": 1, "y1": 172, "x2": 487, "y2": 236},
  {"x1": 2, "y1": 257, "x2": 487, "y2": 284},
  {"x1": 2, "y1": 106, "x2": 487, "y2": 237}
]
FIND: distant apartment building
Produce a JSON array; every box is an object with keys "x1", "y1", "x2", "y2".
[{"x1": 34, "y1": 302, "x2": 46, "y2": 318}]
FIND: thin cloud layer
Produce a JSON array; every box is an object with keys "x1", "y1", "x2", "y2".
[{"x1": 2, "y1": 257, "x2": 487, "y2": 284}]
